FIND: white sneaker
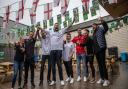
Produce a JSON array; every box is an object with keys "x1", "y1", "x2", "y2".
[
  {"x1": 77, "y1": 76, "x2": 81, "y2": 82},
  {"x1": 103, "y1": 80, "x2": 110, "y2": 86},
  {"x1": 70, "y1": 78, "x2": 74, "y2": 84},
  {"x1": 97, "y1": 79, "x2": 104, "y2": 84},
  {"x1": 49, "y1": 81, "x2": 55, "y2": 86},
  {"x1": 65, "y1": 77, "x2": 70, "y2": 82},
  {"x1": 84, "y1": 76, "x2": 87, "y2": 82},
  {"x1": 60, "y1": 80, "x2": 65, "y2": 85}
]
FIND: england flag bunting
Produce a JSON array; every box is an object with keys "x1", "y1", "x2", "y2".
[
  {"x1": 108, "y1": 0, "x2": 117, "y2": 4},
  {"x1": 3, "y1": 5, "x2": 10, "y2": 29},
  {"x1": 44, "y1": 3, "x2": 53, "y2": 20},
  {"x1": 29, "y1": 0, "x2": 39, "y2": 25},
  {"x1": 54, "y1": 0, "x2": 60, "y2": 7},
  {"x1": 15, "y1": 11, "x2": 19, "y2": 24},
  {"x1": 81, "y1": 0, "x2": 90, "y2": 13},
  {"x1": 61, "y1": 0, "x2": 70, "y2": 15},
  {"x1": 18, "y1": 0, "x2": 26, "y2": 20}
]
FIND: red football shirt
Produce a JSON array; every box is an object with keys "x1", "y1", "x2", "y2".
[{"x1": 72, "y1": 34, "x2": 88, "y2": 54}]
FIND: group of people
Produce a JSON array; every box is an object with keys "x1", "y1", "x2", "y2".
[{"x1": 11, "y1": 17, "x2": 110, "y2": 89}]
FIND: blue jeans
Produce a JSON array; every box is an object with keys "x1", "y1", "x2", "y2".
[
  {"x1": 12, "y1": 61, "x2": 24, "y2": 88},
  {"x1": 76, "y1": 54, "x2": 88, "y2": 77}
]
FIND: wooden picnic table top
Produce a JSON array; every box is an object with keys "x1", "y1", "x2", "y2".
[
  {"x1": 0, "y1": 62, "x2": 13, "y2": 66},
  {"x1": 0, "y1": 69, "x2": 5, "y2": 73}
]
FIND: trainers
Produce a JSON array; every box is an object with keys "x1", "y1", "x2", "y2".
[
  {"x1": 70, "y1": 78, "x2": 74, "y2": 84},
  {"x1": 60, "y1": 80, "x2": 65, "y2": 85},
  {"x1": 89, "y1": 78, "x2": 96, "y2": 84},
  {"x1": 66, "y1": 77, "x2": 70, "y2": 82},
  {"x1": 97, "y1": 79, "x2": 104, "y2": 84},
  {"x1": 49, "y1": 81, "x2": 55, "y2": 86},
  {"x1": 77, "y1": 76, "x2": 81, "y2": 82},
  {"x1": 47, "y1": 80, "x2": 51, "y2": 84},
  {"x1": 84, "y1": 76, "x2": 87, "y2": 82},
  {"x1": 103, "y1": 80, "x2": 110, "y2": 86}
]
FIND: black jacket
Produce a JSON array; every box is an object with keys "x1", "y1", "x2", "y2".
[{"x1": 14, "y1": 44, "x2": 25, "y2": 62}]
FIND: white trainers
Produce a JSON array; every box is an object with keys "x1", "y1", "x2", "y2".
[
  {"x1": 103, "y1": 80, "x2": 110, "y2": 86},
  {"x1": 70, "y1": 78, "x2": 74, "y2": 84},
  {"x1": 97, "y1": 79, "x2": 104, "y2": 84},
  {"x1": 84, "y1": 76, "x2": 87, "y2": 82},
  {"x1": 60, "y1": 80, "x2": 65, "y2": 85},
  {"x1": 65, "y1": 77, "x2": 70, "y2": 82},
  {"x1": 49, "y1": 81, "x2": 55, "y2": 86},
  {"x1": 77, "y1": 76, "x2": 81, "y2": 82}
]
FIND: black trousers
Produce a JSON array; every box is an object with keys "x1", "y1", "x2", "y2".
[
  {"x1": 63, "y1": 60, "x2": 73, "y2": 78},
  {"x1": 96, "y1": 49, "x2": 108, "y2": 80},
  {"x1": 24, "y1": 58, "x2": 35, "y2": 83},
  {"x1": 50, "y1": 50, "x2": 63, "y2": 81},
  {"x1": 40, "y1": 55, "x2": 51, "y2": 81},
  {"x1": 86, "y1": 55, "x2": 95, "y2": 78}
]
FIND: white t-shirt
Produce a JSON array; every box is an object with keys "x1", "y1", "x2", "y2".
[
  {"x1": 62, "y1": 42, "x2": 75, "y2": 61},
  {"x1": 46, "y1": 27, "x2": 67, "y2": 51},
  {"x1": 41, "y1": 33, "x2": 51, "y2": 55}
]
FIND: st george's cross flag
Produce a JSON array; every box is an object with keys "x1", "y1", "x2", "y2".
[
  {"x1": 81, "y1": 0, "x2": 90, "y2": 13},
  {"x1": 61, "y1": 0, "x2": 70, "y2": 15},
  {"x1": 44, "y1": 3, "x2": 53, "y2": 20},
  {"x1": 29, "y1": 0, "x2": 39, "y2": 25},
  {"x1": 54, "y1": 0, "x2": 60, "y2": 7},
  {"x1": 108, "y1": 0, "x2": 117, "y2": 4},
  {"x1": 3, "y1": 5, "x2": 10, "y2": 29},
  {"x1": 18, "y1": 0, "x2": 26, "y2": 20}
]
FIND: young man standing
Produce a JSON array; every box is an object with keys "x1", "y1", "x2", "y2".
[
  {"x1": 63, "y1": 33, "x2": 75, "y2": 84},
  {"x1": 37, "y1": 27, "x2": 52, "y2": 86},
  {"x1": 72, "y1": 29, "x2": 88, "y2": 82},
  {"x1": 83, "y1": 29, "x2": 95, "y2": 83},
  {"x1": 44, "y1": 18, "x2": 74, "y2": 86},
  {"x1": 23, "y1": 30, "x2": 39, "y2": 88},
  {"x1": 92, "y1": 17, "x2": 109, "y2": 86}
]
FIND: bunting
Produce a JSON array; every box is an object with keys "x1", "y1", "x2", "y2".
[
  {"x1": 90, "y1": 6, "x2": 96, "y2": 16},
  {"x1": 92, "y1": 0, "x2": 99, "y2": 10},
  {"x1": 63, "y1": 21, "x2": 67, "y2": 28},
  {"x1": 18, "y1": 0, "x2": 26, "y2": 20},
  {"x1": 61, "y1": 0, "x2": 70, "y2": 15},
  {"x1": 57, "y1": 14, "x2": 62, "y2": 24},
  {"x1": 73, "y1": 8, "x2": 79, "y2": 23},
  {"x1": 43, "y1": 20, "x2": 47, "y2": 29},
  {"x1": 49, "y1": 17, "x2": 54, "y2": 26},
  {"x1": 81, "y1": 0, "x2": 90, "y2": 13},
  {"x1": 3, "y1": 6, "x2": 10, "y2": 29},
  {"x1": 29, "y1": 0, "x2": 39, "y2": 25},
  {"x1": 44, "y1": 3, "x2": 53, "y2": 20},
  {"x1": 83, "y1": 6, "x2": 88, "y2": 20},
  {"x1": 65, "y1": 11, "x2": 69, "y2": 21},
  {"x1": 54, "y1": 0, "x2": 60, "y2": 7}
]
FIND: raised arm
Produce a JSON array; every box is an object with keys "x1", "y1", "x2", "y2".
[{"x1": 99, "y1": 17, "x2": 108, "y2": 33}]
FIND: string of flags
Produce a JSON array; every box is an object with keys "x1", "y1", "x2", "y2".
[
  {"x1": 1, "y1": 0, "x2": 102, "y2": 29},
  {"x1": 1, "y1": 0, "x2": 119, "y2": 30}
]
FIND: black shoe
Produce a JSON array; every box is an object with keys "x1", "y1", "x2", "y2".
[
  {"x1": 31, "y1": 82, "x2": 35, "y2": 88},
  {"x1": 47, "y1": 80, "x2": 51, "y2": 84},
  {"x1": 23, "y1": 83, "x2": 27, "y2": 88},
  {"x1": 39, "y1": 81, "x2": 43, "y2": 86}
]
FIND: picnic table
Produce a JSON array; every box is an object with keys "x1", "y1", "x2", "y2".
[{"x1": 0, "y1": 62, "x2": 13, "y2": 83}]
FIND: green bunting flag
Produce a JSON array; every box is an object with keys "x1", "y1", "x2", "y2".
[
  {"x1": 68, "y1": 18, "x2": 72, "y2": 26},
  {"x1": 123, "y1": 16, "x2": 128, "y2": 25},
  {"x1": 31, "y1": 25, "x2": 35, "y2": 32},
  {"x1": 65, "y1": 11, "x2": 70, "y2": 21},
  {"x1": 57, "y1": 14, "x2": 62, "y2": 25},
  {"x1": 49, "y1": 17, "x2": 54, "y2": 26},
  {"x1": 82, "y1": 6, "x2": 88, "y2": 20},
  {"x1": 73, "y1": 8, "x2": 79, "y2": 23},
  {"x1": 92, "y1": 0, "x2": 99, "y2": 10},
  {"x1": 63, "y1": 21, "x2": 67, "y2": 28},
  {"x1": 43, "y1": 20, "x2": 47, "y2": 29},
  {"x1": 90, "y1": 6, "x2": 96, "y2": 16}
]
